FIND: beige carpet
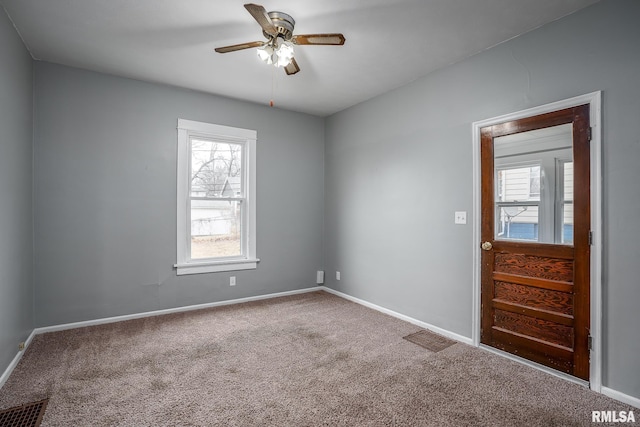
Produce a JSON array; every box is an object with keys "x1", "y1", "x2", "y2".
[{"x1": 0, "y1": 291, "x2": 633, "y2": 426}]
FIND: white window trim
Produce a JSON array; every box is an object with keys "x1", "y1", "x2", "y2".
[{"x1": 175, "y1": 119, "x2": 258, "y2": 275}]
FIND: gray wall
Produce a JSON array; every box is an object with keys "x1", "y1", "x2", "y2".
[
  {"x1": 33, "y1": 62, "x2": 324, "y2": 326},
  {"x1": 324, "y1": 0, "x2": 640, "y2": 399},
  {"x1": 6, "y1": 0, "x2": 639, "y2": 402},
  {"x1": 0, "y1": 10, "x2": 34, "y2": 371}
]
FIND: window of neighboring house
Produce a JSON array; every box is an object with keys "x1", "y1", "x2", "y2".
[
  {"x1": 495, "y1": 164, "x2": 541, "y2": 241},
  {"x1": 494, "y1": 153, "x2": 572, "y2": 244},
  {"x1": 175, "y1": 119, "x2": 258, "y2": 275}
]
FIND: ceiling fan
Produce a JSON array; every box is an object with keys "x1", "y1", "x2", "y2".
[{"x1": 214, "y1": 3, "x2": 346, "y2": 75}]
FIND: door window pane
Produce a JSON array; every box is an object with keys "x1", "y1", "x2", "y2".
[{"x1": 494, "y1": 123, "x2": 573, "y2": 244}]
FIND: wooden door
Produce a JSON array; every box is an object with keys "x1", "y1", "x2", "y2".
[{"x1": 480, "y1": 105, "x2": 591, "y2": 380}]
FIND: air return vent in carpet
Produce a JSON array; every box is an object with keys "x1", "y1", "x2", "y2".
[
  {"x1": 0, "y1": 399, "x2": 48, "y2": 427},
  {"x1": 403, "y1": 330, "x2": 456, "y2": 352}
]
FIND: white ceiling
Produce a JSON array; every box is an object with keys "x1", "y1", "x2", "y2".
[{"x1": 1, "y1": 0, "x2": 599, "y2": 116}]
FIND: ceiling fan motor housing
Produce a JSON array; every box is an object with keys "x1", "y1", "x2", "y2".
[{"x1": 264, "y1": 11, "x2": 295, "y2": 40}]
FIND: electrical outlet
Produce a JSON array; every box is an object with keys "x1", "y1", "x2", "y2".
[
  {"x1": 230, "y1": 276, "x2": 236, "y2": 286},
  {"x1": 336, "y1": 271, "x2": 341, "y2": 281},
  {"x1": 18, "y1": 342, "x2": 25, "y2": 351},
  {"x1": 454, "y1": 211, "x2": 467, "y2": 224}
]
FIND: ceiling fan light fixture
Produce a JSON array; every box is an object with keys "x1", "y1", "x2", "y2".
[
  {"x1": 275, "y1": 40, "x2": 294, "y2": 67},
  {"x1": 257, "y1": 43, "x2": 275, "y2": 64}
]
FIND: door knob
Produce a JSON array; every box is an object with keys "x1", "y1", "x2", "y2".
[{"x1": 481, "y1": 241, "x2": 493, "y2": 251}]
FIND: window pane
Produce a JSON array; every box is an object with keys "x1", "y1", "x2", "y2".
[
  {"x1": 190, "y1": 139, "x2": 242, "y2": 197},
  {"x1": 191, "y1": 200, "x2": 242, "y2": 259},
  {"x1": 496, "y1": 205, "x2": 539, "y2": 241},
  {"x1": 496, "y1": 166, "x2": 540, "y2": 203}
]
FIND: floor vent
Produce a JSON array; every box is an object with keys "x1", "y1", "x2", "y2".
[
  {"x1": 403, "y1": 330, "x2": 457, "y2": 353},
  {"x1": 0, "y1": 399, "x2": 48, "y2": 427}
]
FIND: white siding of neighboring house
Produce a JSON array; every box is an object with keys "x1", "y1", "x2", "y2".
[
  {"x1": 190, "y1": 177, "x2": 241, "y2": 237},
  {"x1": 191, "y1": 200, "x2": 232, "y2": 236}
]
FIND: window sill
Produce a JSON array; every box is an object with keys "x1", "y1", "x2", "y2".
[{"x1": 174, "y1": 258, "x2": 260, "y2": 275}]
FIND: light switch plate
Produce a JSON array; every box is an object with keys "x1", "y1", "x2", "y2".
[{"x1": 454, "y1": 211, "x2": 467, "y2": 224}]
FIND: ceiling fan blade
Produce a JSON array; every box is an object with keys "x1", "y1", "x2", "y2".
[
  {"x1": 292, "y1": 34, "x2": 345, "y2": 46},
  {"x1": 244, "y1": 3, "x2": 278, "y2": 37},
  {"x1": 284, "y1": 58, "x2": 300, "y2": 75},
  {"x1": 214, "y1": 41, "x2": 264, "y2": 54}
]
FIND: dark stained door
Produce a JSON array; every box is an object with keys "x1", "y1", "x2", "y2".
[{"x1": 480, "y1": 105, "x2": 591, "y2": 380}]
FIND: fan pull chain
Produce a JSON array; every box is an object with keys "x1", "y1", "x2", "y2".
[{"x1": 270, "y1": 64, "x2": 276, "y2": 107}]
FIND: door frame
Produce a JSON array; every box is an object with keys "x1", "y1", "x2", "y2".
[{"x1": 471, "y1": 91, "x2": 602, "y2": 391}]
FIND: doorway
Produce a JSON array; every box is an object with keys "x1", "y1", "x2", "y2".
[{"x1": 472, "y1": 93, "x2": 602, "y2": 388}]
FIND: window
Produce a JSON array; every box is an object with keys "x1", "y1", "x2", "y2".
[
  {"x1": 495, "y1": 164, "x2": 541, "y2": 241},
  {"x1": 493, "y1": 123, "x2": 573, "y2": 244},
  {"x1": 175, "y1": 119, "x2": 258, "y2": 275}
]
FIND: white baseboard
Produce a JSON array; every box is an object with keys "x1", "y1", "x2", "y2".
[
  {"x1": 1, "y1": 286, "x2": 322, "y2": 389},
  {"x1": 0, "y1": 329, "x2": 37, "y2": 389},
  {"x1": 602, "y1": 387, "x2": 640, "y2": 409},
  {"x1": 35, "y1": 286, "x2": 323, "y2": 334},
  {"x1": 4, "y1": 284, "x2": 639, "y2": 411},
  {"x1": 319, "y1": 286, "x2": 474, "y2": 345},
  {"x1": 319, "y1": 287, "x2": 640, "y2": 407}
]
